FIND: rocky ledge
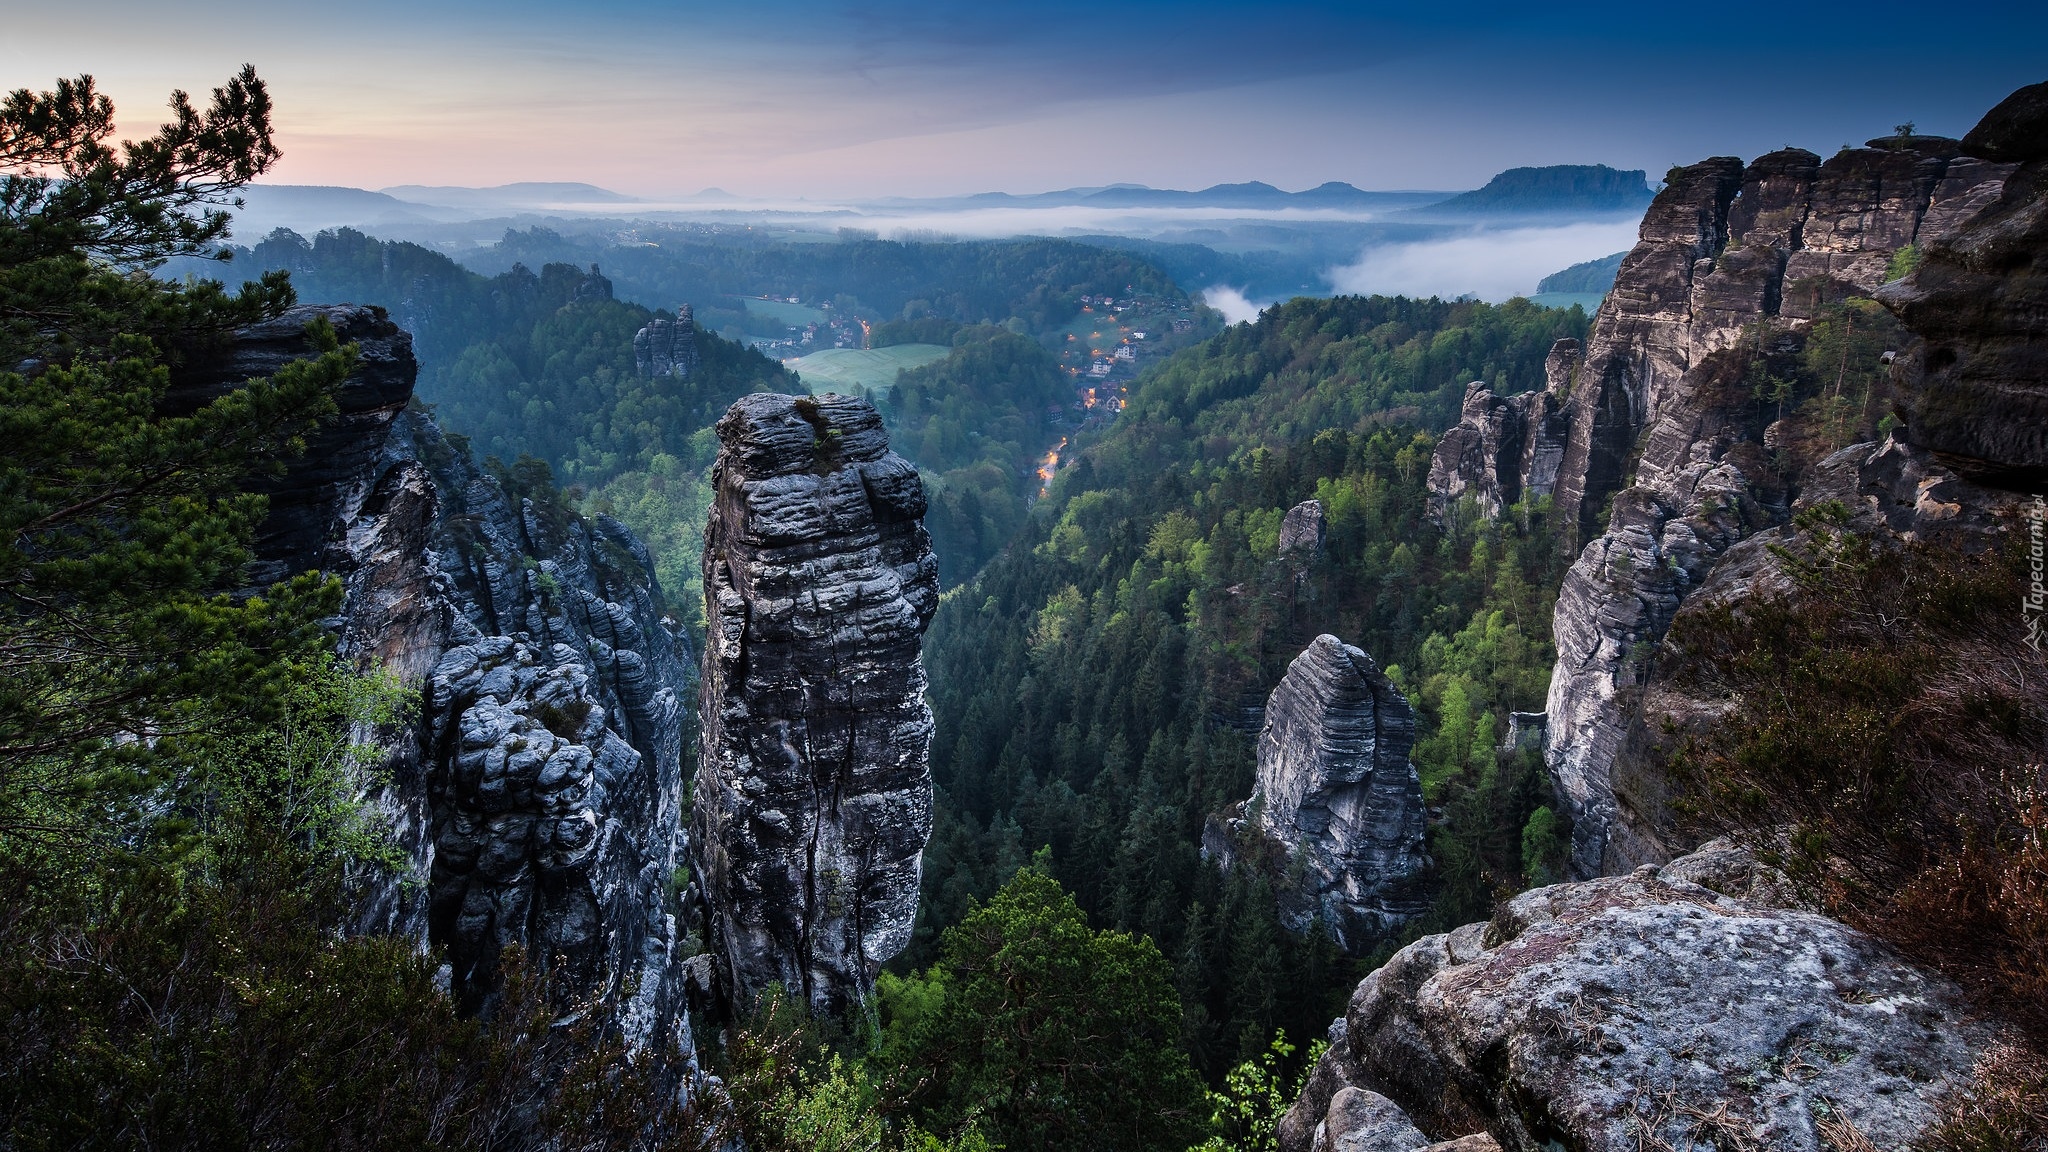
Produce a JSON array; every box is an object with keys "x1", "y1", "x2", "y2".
[
  {"x1": 1206, "y1": 635, "x2": 1429, "y2": 953},
  {"x1": 693, "y1": 392, "x2": 940, "y2": 1016},
  {"x1": 1279, "y1": 842, "x2": 1996, "y2": 1152}
]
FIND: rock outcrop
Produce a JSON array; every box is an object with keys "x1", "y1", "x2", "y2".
[
  {"x1": 1279, "y1": 842, "x2": 1996, "y2": 1152},
  {"x1": 1424, "y1": 340, "x2": 1577, "y2": 525},
  {"x1": 1425, "y1": 119, "x2": 2025, "y2": 875},
  {"x1": 397, "y1": 411, "x2": 693, "y2": 1033},
  {"x1": 1205, "y1": 635, "x2": 1428, "y2": 953},
  {"x1": 693, "y1": 392, "x2": 939, "y2": 1015},
  {"x1": 168, "y1": 305, "x2": 697, "y2": 1052},
  {"x1": 1279, "y1": 498, "x2": 1329, "y2": 556},
  {"x1": 636, "y1": 304, "x2": 701, "y2": 380}
]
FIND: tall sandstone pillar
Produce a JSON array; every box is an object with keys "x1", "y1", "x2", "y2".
[{"x1": 693, "y1": 393, "x2": 939, "y2": 1015}]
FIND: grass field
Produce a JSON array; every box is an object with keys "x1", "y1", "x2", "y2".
[
  {"x1": 744, "y1": 297, "x2": 829, "y2": 326},
  {"x1": 785, "y1": 344, "x2": 951, "y2": 395}
]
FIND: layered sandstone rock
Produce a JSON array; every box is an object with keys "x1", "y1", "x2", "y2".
[
  {"x1": 1279, "y1": 843, "x2": 1995, "y2": 1152},
  {"x1": 1426, "y1": 126, "x2": 2020, "y2": 875},
  {"x1": 693, "y1": 392, "x2": 939, "y2": 1015},
  {"x1": 1206, "y1": 635, "x2": 1429, "y2": 952},
  {"x1": 1424, "y1": 340, "x2": 1576, "y2": 525},
  {"x1": 167, "y1": 305, "x2": 697, "y2": 1052},
  {"x1": 1279, "y1": 497, "x2": 1329, "y2": 556}
]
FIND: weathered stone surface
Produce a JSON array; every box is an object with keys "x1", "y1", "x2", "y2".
[
  {"x1": 1960, "y1": 80, "x2": 2048, "y2": 163},
  {"x1": 693, "y1": 392, "x2": 939, "y2": 1015},
  {"x1": 400, "y1": 410, "x2": 694, "y2": 1041},
  {"x1": 1426, "y1": 383, "x2": 1526, "y2": 522},
  {"x1": 167, "y1": 304, "x2": 418, "y2": 589},
  {"x1": 1510, "y1": 137, "x2": 2013, "y2": 875},
  {"x1": 1877, "y1": 161, "x2": 2048, "y2": 489},
  {"x1": 1279, "y1": 498, "x2": 1329, "y2": 556},
  {"x1": 635, "y1": 304, "x2": 701, "y2": 380},
  {"x1": 1207, "y1": 635, "x2": 1428, "y2": 952},
  {"x1": 1279, "y1": 844, "x2": 1997, "y2": 1152},
  {"x1": 1423, "y1": 341, "x2": 1578, "y2": 527},
  {"x1": 1314, "y1": 1087, "x2": 1429, "y2": 1152},
  {"x1": 175, "y1": 305, "x2": 698, "y2": 1054}
]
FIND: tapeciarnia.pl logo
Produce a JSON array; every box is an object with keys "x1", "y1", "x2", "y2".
[{"x1": 2027, "y1": 494, "x2": 2045, "y2": 652}]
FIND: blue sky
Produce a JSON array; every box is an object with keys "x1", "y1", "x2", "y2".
[{"x1": 9, "y1": 0, "x2": 2044, "y2": 196}]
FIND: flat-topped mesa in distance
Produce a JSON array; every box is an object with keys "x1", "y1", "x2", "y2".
[
  {"x1": 693, "y1": 392, "x2": 940, "y2": 1016},
  {"x1": 1208, "y1": 635, "x2": 1430, "y2": 953}
]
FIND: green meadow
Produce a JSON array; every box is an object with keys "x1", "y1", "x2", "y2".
[
  {"x1": 743, "y1": 296, "x2": 830, "y2": 325},
  {"x1": 785, "y1": 343, "x2": 952, "y2": 395}
]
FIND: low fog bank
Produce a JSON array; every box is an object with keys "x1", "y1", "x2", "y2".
[
  {"x1": 1202, "y1": 285, "x2": 1270, "y2": 325},
  {"x1": 1325, "y1": 220, "x2": 1642, "y2": 302}
]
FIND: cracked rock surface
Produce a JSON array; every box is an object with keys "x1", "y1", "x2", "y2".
[
  {"x1": 1207, "y1": 635, "x2": 1429, "y2": 953},
  {"x1": 1279, "y1": 843, "x2": 1994, "y2": 1152},
  {"x1": 693, "y1": 392, "x2": 939, "y2": 1015},
  {"x1": 1422, "y1": 127, "x2": 2022, "y2": 875},
  {"x1": 170, "y1": 305, "x2": 697, "y2": 1053}
]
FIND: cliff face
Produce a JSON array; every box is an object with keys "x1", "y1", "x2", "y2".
[
  {"x1": 168, "y1": 305, "x2": 697, "y2": 1050},
  {"x1": 1277, "y1": 843, "x2": 1993, "y2": 1152},
  {"x1": 1426, "y1": 128, "x2": 2026, "y2": 876},
  {"x1": 692, "y1": 393, "x2": 939, "y2": 1016},
  {"x1": 1206, "y1": 635, "x2": 1429, "y2": 953}
]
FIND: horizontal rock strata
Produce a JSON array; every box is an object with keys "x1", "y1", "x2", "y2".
[
  {"x1": 694, "y1": 392, "x2": 939, "y2": 1015},
  {"x1": 1207, "y1": 635, "x2": 1428, "y2": 952},
  {"x1": 1425, "y1": 123, "x2": 2024, "y2": 875}
]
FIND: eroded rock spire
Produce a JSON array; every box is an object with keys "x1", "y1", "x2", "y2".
[{"x1": 693, "y1": 392, "x2": 939, "y2": 1015}]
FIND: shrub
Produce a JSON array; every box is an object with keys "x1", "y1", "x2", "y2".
[{"x1": 1665, "y1": 503, "x2": 2048, "y2": 1061}]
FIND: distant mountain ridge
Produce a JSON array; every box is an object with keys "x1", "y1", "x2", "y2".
[
  {"x1": 943, "y1": 180, "x2": 1451, "y2": 211},
  {"x1": 378, "y1": 182, "x2": 641, "y2": 210},
  {"x1": 1415, "y1": 164, "x2": 1654, "y2": 216}
]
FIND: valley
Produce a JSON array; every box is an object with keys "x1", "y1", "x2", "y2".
[{"x1": 4, "y1": 32, "x2": 2046, "y2": 1152}]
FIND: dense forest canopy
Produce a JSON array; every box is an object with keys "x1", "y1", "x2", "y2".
[
  {"x1": 910, "y1": 294, "x2": 1591, "y2": 1079},
  {"x1": 180, "y1": 225, "x2": 1214, "y2": 616}
]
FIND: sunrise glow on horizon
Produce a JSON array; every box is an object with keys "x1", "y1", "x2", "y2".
[{"x1": 10, "y1": 0, "x2": 2044, "y2": 198}]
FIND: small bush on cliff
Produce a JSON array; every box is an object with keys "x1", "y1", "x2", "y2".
[{"x1": 1664, "y1": 502, "x2": 2048, "y2": 1068}]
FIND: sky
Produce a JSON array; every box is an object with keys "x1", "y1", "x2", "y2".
[{"x1": 9, "y1": 0, "x2": 2044, "y2": 198}]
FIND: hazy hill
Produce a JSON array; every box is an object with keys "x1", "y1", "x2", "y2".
[
  {"x1": 1413, "y1": 164, "x2": 1653, "y2": 216},
  {"x1": 378, "y1": 182, "x2": 641, "y2": 210},
  {"x1": 1536, "y1": 250, "x2": 1628, "y2": 293}
]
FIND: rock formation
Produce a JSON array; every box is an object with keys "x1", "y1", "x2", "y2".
[
  {"x1": 1278, "y1": 497, "x2": 1329, "y2": 556},
  {"x1": 1278, "y1": 842, "x2": 1994, "y2": 1152},
  {"x1": 1424, "y1": 340, "x2": 1576, "y2": 525},
  {"x1": 636, "y1": 304, "x2": 701, "y2": 380},
  {"x1": 167, "y1": 304, "x2": 697, "y2": 1051},
  {"x1": 693, "y1": 392, "x2": 939, "y2": 1015},
  {"x1": 1205, "y1": 635, "x2": 1429, "y2": 952},
  {"x1": 1424, "y1": 117, "x2": 2026, "y2": 875}
]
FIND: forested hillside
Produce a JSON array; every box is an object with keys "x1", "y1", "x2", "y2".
[
  {"x1": 911, "y1": 295, "x2": 1592, "y2": 1077},
  {"x1": 188, "y1": 227, "x2": 1204, "y2": 613}
]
